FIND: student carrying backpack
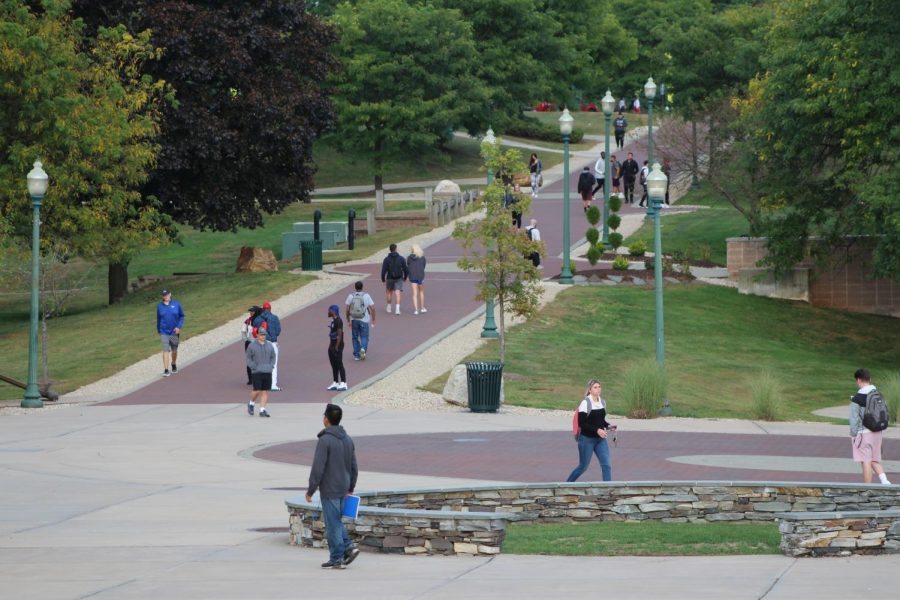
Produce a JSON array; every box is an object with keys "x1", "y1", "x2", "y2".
[
  {"x1": 849, "y1": 368, "x2": 891, "y2": 485},
  {"x1": 348, "y1": 293, "x2": 367, "y2": 320}
]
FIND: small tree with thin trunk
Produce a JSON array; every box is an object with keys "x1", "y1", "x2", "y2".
[{"x1": 453, "y1": 144, "x2": 543, "y2": 363}]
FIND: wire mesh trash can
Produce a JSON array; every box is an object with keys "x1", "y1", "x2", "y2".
[
  {"x1": 465, "y1": 361, "x2": 503, "y2": 413},
  {"x1": 300, "y1": 240, "x2": 323, "y2": 271}
]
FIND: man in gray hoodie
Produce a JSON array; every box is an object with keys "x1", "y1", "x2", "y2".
[
  {"x1": 245, "y1": 327, "x2": 276, "y2": 417},
  {"x1": 306, "y1": 404, "x2": 360, "y2": 569}
]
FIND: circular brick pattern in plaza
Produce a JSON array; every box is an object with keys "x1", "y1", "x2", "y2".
[{"x1": 254, "y1": 430, "x2": 900, "y2": 484}]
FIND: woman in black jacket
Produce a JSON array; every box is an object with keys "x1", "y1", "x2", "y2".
[{"x1": 566, "y1": 379, "x2": 615, "y2": 482}]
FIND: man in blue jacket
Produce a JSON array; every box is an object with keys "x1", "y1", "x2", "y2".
[
  {"x1": 156, "y1": 289, "x2": 185, "y2": 377},
  {"x1": 306, "y1": 404, "x2": 360, "y2": 569}
]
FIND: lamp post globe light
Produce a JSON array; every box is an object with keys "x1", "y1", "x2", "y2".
[
  {"x1": 600, "y1": 90, "x2": 615, "y2": 248},
  {"x1": 23, "y1": 160, "x2": 49, "y2": 408},
  {"x1": 644, "y1": 77, "x2": 657, "y2": 167},
  {"x1": 558, "y1": 108, "x2": 574, "y2": 284},
  {"x1": 480, "y1": 129, "x2": 500, "y2": 338}
]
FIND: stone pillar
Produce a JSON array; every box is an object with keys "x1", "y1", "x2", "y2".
[
  {"x1": 375, "y1": 188, "x2": 385, "y2": 214},
  {"x1": 425, "y1": 187, "x2": 433, "y2": 211},
  {"x1": 430, "y1": 202, "x2": 440, "y2": 226},
  {"x1": 367, "y1": 208, "x2": 376, "y2": 236}
]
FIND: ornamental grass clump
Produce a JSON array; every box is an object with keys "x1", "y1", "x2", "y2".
[
  {"x1": 749, "y1": 370, "x2": 783, "y2": 421},
  {"x1": 880, "y1": 371, "x2": 900, "y2": 425},
  {"x1": 622, "y1": 358, "x2": 667, "y2": 419}
]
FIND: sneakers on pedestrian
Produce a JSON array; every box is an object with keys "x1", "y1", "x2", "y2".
[
  {"x1": 327, "y1": 382, "x2": 339, "y2": 390},
  {"x1": 162, "y1": 369, "x2": 171, "y2": 377},
  {"x1": 414, "y1": 310, "x2": 419, "y2": 315},
  {"x1": 321, "y1": 560, "x2": 344, "y2": 569},
  {"x1": 353, "y1": 355, "x2": 360, "y2": 361},
  {"x1": 337, "y1": 382, "x2": 348, "y2": 391},
  {"x1": 343, "y1": 546, "x2": 360, "y2": 566},
  {"x1": 385, "y1": 304, "x2": 392, "y2": 314},
  {"x1": 171, "y1": 363, "x2": 177, "y2": 374},
  {"x1": 420, "y1": 308, "x2": 427, "y2": 313},
  {"x1": 247, "y1": 403, "x2": 254, "y2": 416},
  {"x1": 259, "y1": 410, "x2": 270, "y2": 418},
  {"x1": 359, "y1": 349, "x2": 366, "y2": 360},
  {"x1": 395, "y1": 306, "x2": 400, "y2": 315}
]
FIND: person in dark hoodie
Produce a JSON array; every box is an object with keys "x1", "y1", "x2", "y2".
[
  {"x1": 577, "y1": 166, "x2": 596, "y2": 212},
  {"x1": 406, "y1": 244, "x2": 427, "y2": 315},
  {"x1": 380, "y1": 243, "x2": 408, "y2": 315},
  {"x1": 306, "y1": 403, "x2": 360, "y2": 569}
]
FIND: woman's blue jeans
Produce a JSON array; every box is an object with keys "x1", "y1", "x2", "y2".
[
  {"x1": 321, "y1": 497, "x2": 352, "y2": 563},
  {"x1": 566, "y1": 435, "x2": 611, "y2": 482}
]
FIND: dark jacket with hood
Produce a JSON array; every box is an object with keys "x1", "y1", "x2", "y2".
[
  {"x1": 577, "y1": 169, "x2": 596, "y2": 195},
  {"x1": 307, "y1": 425, "x2": 358, "y2": 499}
]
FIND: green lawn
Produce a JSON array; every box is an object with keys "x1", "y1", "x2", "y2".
[
  {"x1": 424, "y1": 285, "x2": 900, "y2": 421},
  {"x1": 525, "y1": 110, "x2": 649, "y2": 137},
  {"x1": 625, "y1": 184, "x2": 751, "y2": 265},
  {"x1": 503, "y1": 521, "x2": 780, "y2": 556}
]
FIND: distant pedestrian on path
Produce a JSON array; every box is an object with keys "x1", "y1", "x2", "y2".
[
  {"x1": 632, "y1": 96, "x2": 641, "y2": 113},
  {"x1": 406, "y1": 244, "x2": 428, "y2": 315},
  {"x1": 617, "y1": 98, "x2": 626, "y2": 114},
  {"x1": 849, "y1": 368, "x2": 891, "y2": 485},
  {"x1": 327, "y1": 305, "x2": 347, "y2": 391},
  {"x1": 592, "y1": 151, "x2": 606, "y2": 198},
  {"x1": 241, "y1": 305, "x2": 263, "y2": 384},
  {"x1": 345, "y1": 281, "x2": 376, "y2": 361},
  {"x1": 246, "y1": 327, "x2": 275, "y2": 417},
  {"x1": 506, "y1": 184, "x2": 525, "y2": 229},
  {"x1": 381, "y1": 243, "x2": 408, "y2": 315},
  {"x1": 638, "y1": 160, "x2": 650, "y2": 207},
  {"x1": 306, "y1": 403, "x2": 360, "y2": 569},
  {"x1": 566, "y1": 379, "x2": 615, "y2": 482},
  {"x1": 611, "y1": 154, "x2": 622, "y2": 196},
  {"x1": 621, "y1": 152, "x2": 639, "y2": 204},
  {"x1": 156, "y1": 289, "x2": 185, "y2": 377},
  {"x1": 529, "y1": 153, "x2": 543, "y2": 199},
  {"x1": 613, "y1": 113, "x2": 627, "y2": 149},
  {"x1": 252, "y1": 302, "x2": 282, "y2": 391},
  {"x1": 525, "y1": 219, "x2": 542, "y2": 268},
  {"x1": 577, "y1": 166, "x2": 595, "y2": 212}
]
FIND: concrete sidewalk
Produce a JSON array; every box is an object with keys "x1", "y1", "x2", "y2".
[{"x1": 2, "y1": 402, "x2": 899, "y2": 599}]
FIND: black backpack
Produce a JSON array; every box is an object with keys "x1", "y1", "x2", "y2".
[
  {"x1": 387, "y1": 254, "x2": 404, "y2": 279},
  {"x1": 862, "y1": 389, "x2": 890, "y2": 432}
]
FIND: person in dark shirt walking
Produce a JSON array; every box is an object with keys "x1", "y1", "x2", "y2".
[
  {"x1": 326, "y1": 305, "x2": 346, "y2": 391},
  {"x1": 566, "y1": 379, "x2": 615, "y2": 482},
  {"x1": 613, "y1": 113, "x2": 627, "y2": 149},
  {"x1": 620, "y1": 152, "x2": 639, "y2": 204},
  {"x1": 156, "y1": 289, "x2": 185, "y2": 377},
  {"x1": 380, "y1": 243, "x2": 408, "y2": 315},
  {"x1": 577, "y1": 166, "x2": 596, "y2": 212},
  {"x1": 306, "y1": 403, "x2": 360, "y2": 569}
]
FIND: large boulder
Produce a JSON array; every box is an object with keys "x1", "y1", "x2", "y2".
[
  {"x1": 434, "y1": 180, "x2": 461, "y2": 194},
  {"x1": 236, "y1": 246, "x2": 278, "y2": 273},
  {"x1": 442, "y1": 363, "x2": 504, "y2": 407}
]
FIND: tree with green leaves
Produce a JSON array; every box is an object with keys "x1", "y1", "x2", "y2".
[
  {"x1": 745, "y1": 0, "x2": 900, "y2": 279},
  {"x1": 327, "y1": 0, "x2": 486, "y2": 191},
  {"x1": 0, "y1": 0, "x2": 174, "y2": 304},
  {"x1": 453, "y1": 144, "x2": 543, "y2": 363}
]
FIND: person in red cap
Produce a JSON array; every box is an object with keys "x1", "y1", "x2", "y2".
[{"x1": 252, "y1": 302, "x2": 282, "y2": 391}]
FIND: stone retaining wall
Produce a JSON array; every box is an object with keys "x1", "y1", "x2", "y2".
[
  {"x1": 357, "y1": 481, "x2": 900, "y2": 524},
  {"x1": 286, "y1": 499, "x2": 510, "y2": 556},
  {"x1": 286, "y1": 482, "x2": 900, "y2": 556},
  {"x1": 777, "y1": 511, "x2": 900, "y2": 557}
]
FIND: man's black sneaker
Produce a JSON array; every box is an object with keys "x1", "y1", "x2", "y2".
[
  {"x1": 247, "y1": 403, "x2": 254, "y2": 416},
  {"x1": 259, "y1": 410, "x2": 270, "y2": 418},
  {"x1": 343, "y1": 546, "x2": 360, "y2": 566},
  {"x1": 162, "y1": 369, "x2": 170, "y2": 377},
  {"x1": 171, "y1": 363, "x2": 177, "y2": 373},
  {"x1": 321, "y1": 560, "x2": 344, "y2": 569}
]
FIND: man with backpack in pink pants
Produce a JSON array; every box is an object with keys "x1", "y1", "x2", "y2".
[{"x1": 849, "y1": 368, "x2": 891, "y2": 484}]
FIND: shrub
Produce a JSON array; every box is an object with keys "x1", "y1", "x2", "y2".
[
  {"x1": 505, "y1": 118, "x2": 585, "y2": 144},
  {"x1": 608, "y1": 232, "x2": 623, "y2": 249},
  {"x1": 586, "y1": 244, "x2": 602, "y2": 265},
  {"x1": 608, "y1": 195, "x2": 622, "y2": 212},
  {"x1": 570, "y1": 259, "x2": 577, "y2": 275},
  {"x1": 644, "y1": 259, "x2": 653, "y2": 271},
  {"x1": 607, "y1": 214, "x2": 621, "y2": 230},
  {"x1": 612, "y1": 255, "x2": 630, "y2": 270},
  {"x1": 880, "y1": 371, "x2": 900, "y2": 424},
  {"x1": 586, "y1": 205, "x2": 601, "y2": 226},
  {"x1": 749, "y1": 370, "x2": 783, "y2": 421},
  {"x1": 586, "y1": 227, "x2": 600, "y2": 245},
  {"x1": 628, "y1": 240, "x2": 648, "y2": 257},
  {"x1": 622, "y1": 358, "x2": 667, "y2": 419}
]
